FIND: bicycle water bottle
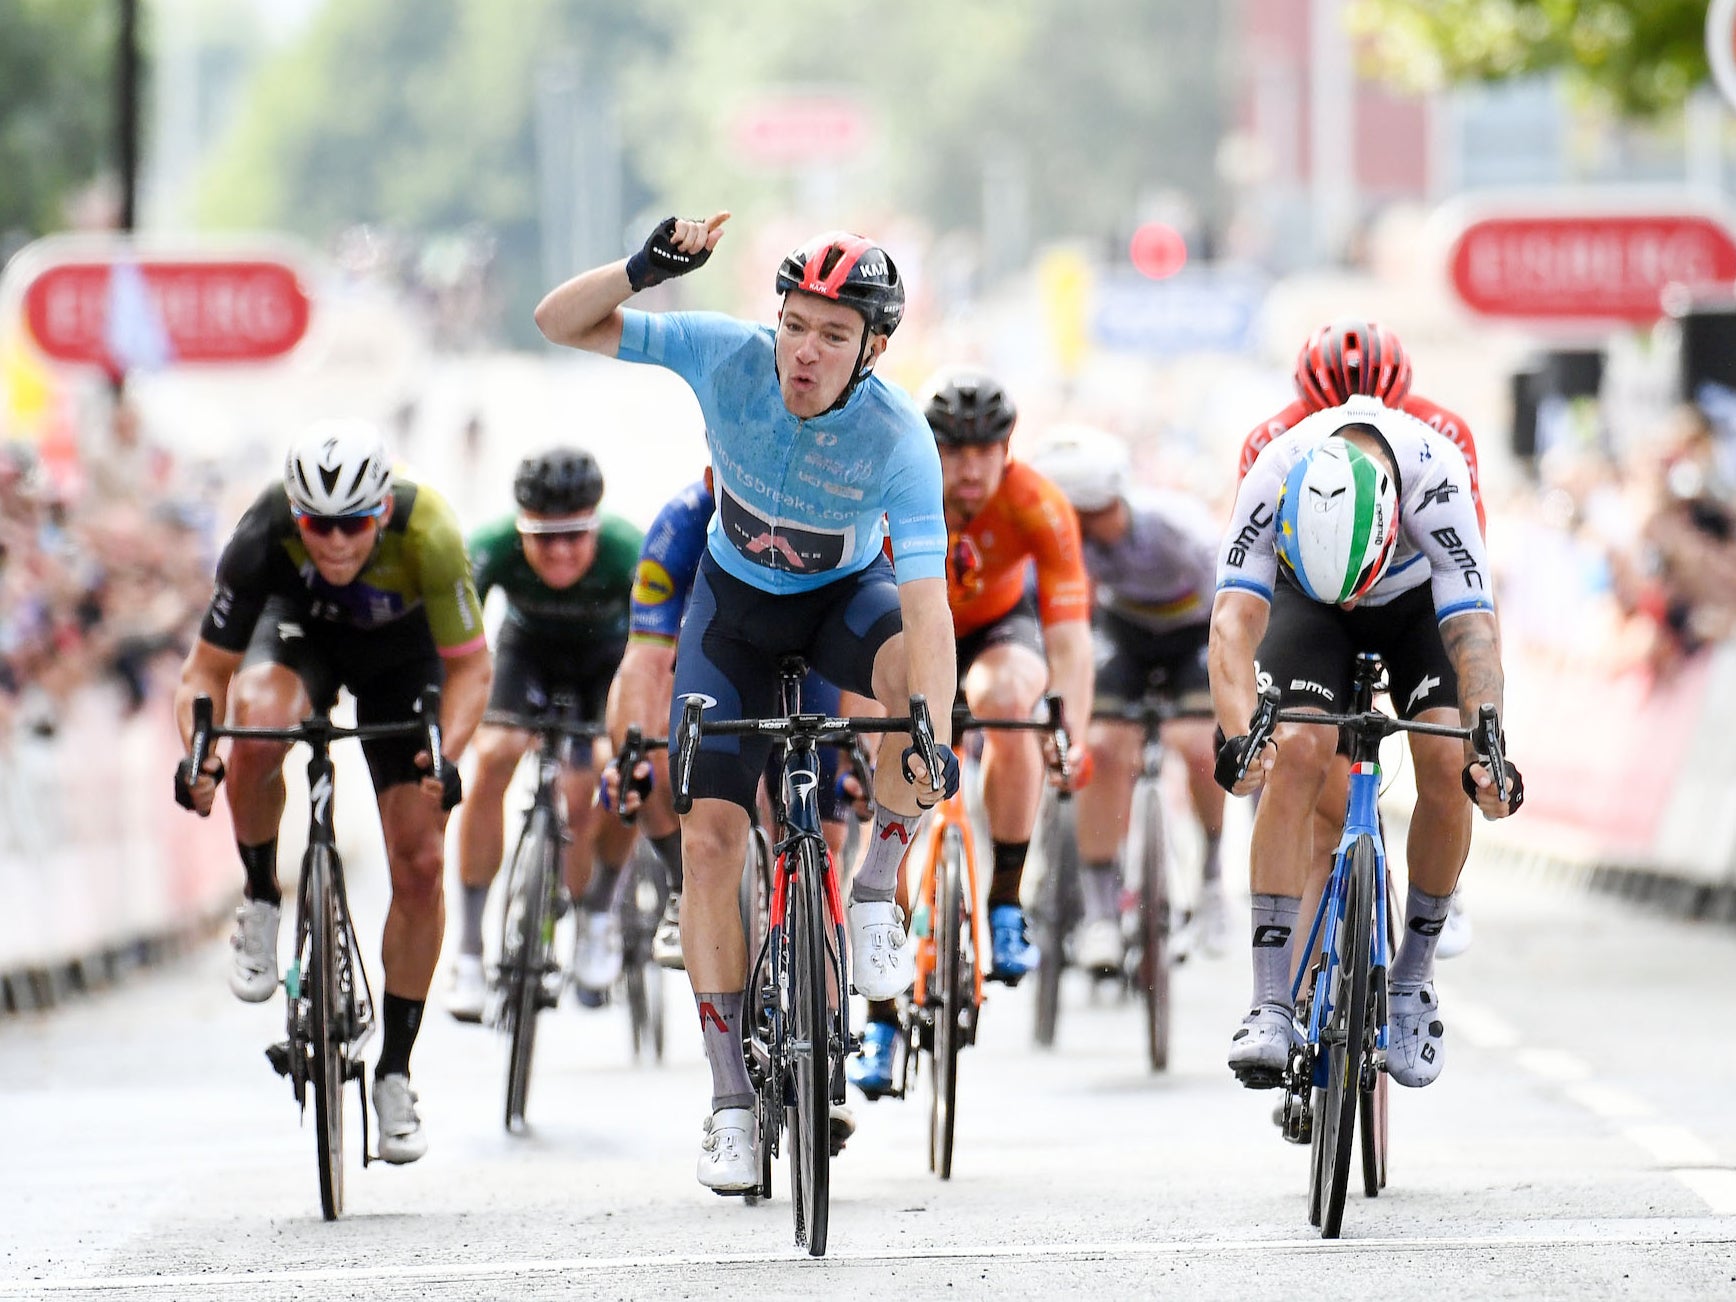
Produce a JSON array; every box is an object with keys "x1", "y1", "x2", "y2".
[{"x1": 912, "y1": 904, "x2": 931, "y2": 939}]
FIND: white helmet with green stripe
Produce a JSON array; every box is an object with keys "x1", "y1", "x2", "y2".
[{"x1": 1275, "y1": 430, "x2": 1398, "y2": 604}]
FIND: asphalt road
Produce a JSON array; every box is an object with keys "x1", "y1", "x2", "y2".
[{"x1": 3, "y1": 839, "x2": 1734, "y2": 1300}]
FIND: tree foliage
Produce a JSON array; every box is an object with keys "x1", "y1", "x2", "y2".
[
  {"x1": 1347, "y1": 0, "x2": 1711, "y2": 118},
  {"x1": 0, "y1": 0, "x2": 116, "y2": 241}
]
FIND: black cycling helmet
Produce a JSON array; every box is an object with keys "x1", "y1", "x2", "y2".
[
  {"x1": 922, "y1": 368, "x2": 1018, "y2": 446},
  {"x1": 774, "y1": 231, "x2": 905, "y2": 337},
  {"x1": 513, "y1": 447, "x2": 604, "y2": 517}
]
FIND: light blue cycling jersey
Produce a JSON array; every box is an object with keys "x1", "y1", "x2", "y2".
[{"x1": 615, "y1": 310, "x2": 946, "y2": 595}]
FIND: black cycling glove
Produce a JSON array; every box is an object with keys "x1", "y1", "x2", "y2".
[
  {"x1": 419, "y1": 754, "x2": 462, "y2": 811},
  {"x1": 1462, "y1": 759, "x2": 1524, "y2": 813},
  {"x1": 901, "y1": 742, "x2": 961, "y2": 804},
  {"x1": 625, "y1": 217, "x2": 713, "y2": 292},
  {"x1": 1213, "y1": 732, "x2": 1253, "y2": 793},
  {"x1": 174, "y1": 755, "x2": 225, "y2": 811}
]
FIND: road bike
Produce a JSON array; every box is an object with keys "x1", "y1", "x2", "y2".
[
  {"x1": 1033, "y1": 685, "x2": 1209, "y2": 1070},
  {"x1": 881, "y1": 697, "x2": 1069, "y2": 1179},
  {"x1": 186, "y1": 688, "x2": 442, "y2": 1221},
  {"x1": 481, "y1": 705, "x2": 609, "y2": 1131},
  {"x1": 671, "y1": 657, "x2": 941, "y2": 1256},
  {"x1": 1233, "y1": 652, "x2": 1512, "y2": 1239}
]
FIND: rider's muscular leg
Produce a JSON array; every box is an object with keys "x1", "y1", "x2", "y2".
[
  {"x1": 561, "y1": 765, "x2": 602, "y2": 903},
  {"x1": 681, "y1": 799, "x2": 754, "y2": 1109},
  {"x1": 224, "y1": 665, "x2": 307, "y2": 896},
  {"x1": 857, "y1": 633, "x2": 928, "y2": 901},
  {"x1": 1248, "y1": 720, "x2": 1334, "y2": 1007},
  {"x1": 1168, "y1": 717, "x2": 1226, "y2": 880},
  {"x1": 1404, "y1": 724, "x2": 1474, "y2": 898},
  {"x1": 454, "y1": 725, "x2": 523, "y2": 954},
  {"x1": 969, "y1": 645, "x2": 1045, "y2": 905},
  {"x1": 376, "y1": 786, "x2": 448, "y2": 1078},
  {"x1": 1075, "y1": 720, "x2": 1138, "y2": 864}
]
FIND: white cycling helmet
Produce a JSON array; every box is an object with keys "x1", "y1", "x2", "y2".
[
  {"x1": 283, "y1": 418, "x2": 393, "y2": 517},
  {"x1": 1275, "y1": 431, "x2": 1399, "y2": 604},
  {"x1": 1025, "y1": 424, "x2": 1131, "y2": 512}
]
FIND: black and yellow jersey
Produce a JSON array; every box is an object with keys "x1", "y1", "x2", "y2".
[{"x1": 198, "y1": 479, "x2": 486, "y2": 656}]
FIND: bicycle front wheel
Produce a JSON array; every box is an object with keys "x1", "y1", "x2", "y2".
[
  {"x1": 623, "y1": 847, "x2": 667, "y2": 1063},
  {"x1": 786, "y1": 839, "x2": 831, "y2": 1256},
  {"x1": 930, "y1": 825, "x2": 968, "y2": 1178},
  {"x1": 1360, "y1": 859, "x2": 1396, "y2": 1196},
  {"x1": 1033, "y1": 792, "x2": 1078, "y2": 1049},
  {"x1": 502, "y1": 806, "x2": 558, "y2": 1131},
  {"x1": 1310, "y1": 834, "x2": 1374, "y2": 1239},
  {"x1": 1131, "y1": 777, "x2": 1171, "y2": 1073},
  {"x1": 304, "y1": 845, "x2": 345, "y2": 1220}
]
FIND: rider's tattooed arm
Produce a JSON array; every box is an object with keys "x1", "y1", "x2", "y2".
[{"x1": 1439, "y1": 610, "x2": 1503, "y2": 749}]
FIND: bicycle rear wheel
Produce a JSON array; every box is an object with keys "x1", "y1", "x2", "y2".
[
  {"x1": 502, "y1": 806, "x2": 557, "y2": 1131},
  {"x1": 623, "y1": 848, "x2": 667, "y2": 1063},
  {"x1": 1131, "y1": 778, "x2": 1171, "y2": 1073},
  {"x1": 739, "y1": 824, "x2": 774, "y2": 970},
  {"x1": 1033, "y1": 793, "x2": 1078, "y2": 1048},
  {"x1": 305, "y1": 845, "x2": 345, "y2": 1220},
  {"x1": 930, "y1": 825, "x2": 968, "y2": 1178},
  {"x1": 786, "y1": 840, "x2": 831, "y2": 1256},
  {"x1": 1310, "y1": 834, "x2": 1374, "y2": 1239}
]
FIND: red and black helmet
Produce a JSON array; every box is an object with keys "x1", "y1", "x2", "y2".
[
  {"x1": 774, "y1": 231, "x2": 905, "y2": 336},
  {"x1": 1294, "y1": 320, "x2": 1412, "y2": 410}
]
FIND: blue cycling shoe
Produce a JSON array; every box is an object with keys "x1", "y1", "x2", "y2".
[
  {"x1": 847, "y1": 1020, "x2": 898, "y2": 1099},
  {"x1": 988, "y1": 904, "x2": 1040, "y2": 985}
]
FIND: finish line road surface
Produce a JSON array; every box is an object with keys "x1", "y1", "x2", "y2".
[{"x1": 2, "y1": 852, "x2": 1733, "y2": 1299}]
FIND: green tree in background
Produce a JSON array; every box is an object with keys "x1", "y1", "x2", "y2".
[
  {"x1": 1348, "y1": 0, "x2": 1710, "y2": 118},
  {"x1": 195, "y1": 0, "x2": 1227, "y2": 340},
  {"x1": 0, "y1": 0, "x2": 115, "y2": 244}
]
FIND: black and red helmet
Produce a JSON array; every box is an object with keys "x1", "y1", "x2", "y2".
[
  {"x1": 1294, "y1": 320, "x2": 1412, "y2": 410},
  {"x1": 774, "y1": 231, "x2": 905, "y2": 336}
]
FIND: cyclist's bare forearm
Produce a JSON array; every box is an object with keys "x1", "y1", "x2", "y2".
[
  {"x1": 174, "y1": 638, "x2": 243, "y2": 749},
  {"x1": 1044, "y1": 618, "x2": 1095, "y2": 743},
  {"x1": 436, "y1": 645, "x2": 493, "y2": 761},
  {"x1": 1208, "y1": 590, "x2": 1269, "y2": 740},
  {"x1": 606, "y1": 642, "x2": 675, "y2": 749},
  {"x1": 533, "y1": 263, "x2": 631, "y2": 354},
  {"x1": 898, "y1": 577, "x2": 957, "y2": 748},
  {"x1": 1439, "y1": 610, "x2": 1504, "y2": 752}
]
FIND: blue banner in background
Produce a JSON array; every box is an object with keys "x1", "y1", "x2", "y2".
[{"x1": 1091, "y1": 267, "x2": 1267, "y2": 357}]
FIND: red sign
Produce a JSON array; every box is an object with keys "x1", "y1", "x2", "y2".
[
  {"x1": 22, "y1": 258, "x2": 312, "y2": 366},
  {"x1": 1447, "y1": 213, "x2": 1736, "y2": 324},
  {"x1": 729, "y1": 93, "x2": 870, "y2": 169}
]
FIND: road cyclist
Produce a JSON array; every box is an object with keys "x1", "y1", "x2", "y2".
[
  {"x1": 447, "y1": 448, "x2": 643, "y2": 1019},
  {"x1": 173, "y1": 417, "x2": 491, "y2": 1166},
  {"x1": 535, "y1": 211, "x2": 960, "y2": 1196},
  {"x1": 1208, "y1": 395, "x2": 1523, "y2": 1101}
]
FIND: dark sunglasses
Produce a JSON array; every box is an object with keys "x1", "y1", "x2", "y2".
[
  {"x1": 523, "y1": 528, "x2": 594, "y2": 545},
  {"x1": 294, "y1": 506, "x2": 386, "y2": 537}
]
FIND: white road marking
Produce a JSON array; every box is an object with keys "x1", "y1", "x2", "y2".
[
  {"x1": 1564, "y1": 1081, "x2": 1654, "y2": 1121},
  {"x1": 1448, "y1": 997, "x2": 1522, "y2": 1050},
  {"x1": 1514, "y1": 1047, "x2": 1594, "y2": 1083},
  {"x1": 1624, "y1": 1123, "x2": 1722, "y2": 1168},
  {"x1": 1672, "y1": 1170, "x2": 1736, "y2": 1215},
  {"x1": 14, "y1": 1227, "x2": 1736, "y2": 1293}
]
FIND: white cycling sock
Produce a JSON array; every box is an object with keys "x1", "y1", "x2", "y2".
[
  {"x1": 1390, "y1": 884, "x2": 1452, "y2": 988},
  {"x1": 1250, "y1": 893, "x2": 1301, "y2": 1010},
  {"x1": 851, "y1": 805, "x2": 922, "y2": 902}
]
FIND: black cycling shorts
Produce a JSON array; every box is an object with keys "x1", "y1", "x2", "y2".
[
  {"x1": 956, "y1": 593, "x2": 1045, "y2": 676},
  {"x1": 487, "y1": 622, "x2": 624, "y2": 731},
  {"x1": 1255, "y1": 578, "x2": 1458, "y2": 720},
  {"x1": 670, "y1": 552, "x2": 902, "y2": 813},
  {"x1": 239, "y1": 596, "x2": 443, "y2": 791},
  {"x1": 1092, "y1": 610, "x2": 1211, "y2": 710}
]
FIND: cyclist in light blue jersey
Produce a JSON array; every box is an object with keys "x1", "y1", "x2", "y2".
[{"x1": 536, "y1": 212, "x2": 960, "y2": 1196}]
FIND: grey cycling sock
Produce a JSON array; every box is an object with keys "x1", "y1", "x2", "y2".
[
  {"x1": 1201, "y1": 834, "x2": 1223, "y2": 885},
  {"x1": 1082, "y1": 860, "x2": 1120, "y2": 923},
  {"x1": 1390, "y1": 884, "x2": 1453, "y2": 989},
  {"x1": 851, "y1": 805, "x2": 922, "y2": 902},
  {"x1": 459, "y1": 883, "x2": 489, "y2": 956},
  {"x1": 581, "y1": 861, "x2": 623, "y2": 913},
  {"x1": 695, "y1": 991, "x2": 754, "y2": 1111},
  {"x1": 1250, "y1": 893, "x2": 1301, "y2": 1010}
]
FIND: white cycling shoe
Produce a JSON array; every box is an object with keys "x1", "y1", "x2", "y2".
[
  {"x1": 697, "y1": 1106, "x2": 757, "y2": 1192},
  {"x1": 1387, "y1": 982, "x2": 1446, "y2": 1087},
  {"x1": 1193, "y1": 882, "x2": 1231, "y2": 959},
  {"x1": 1227, "y1": 1003, "x2": 1297, "y2": 1089},
  {"x1": 446, "y1": 953, "x2": 485, "y2": 1024},
  {"x1": 652, "y1": 895, "x2": 685, "y2": 971},
  {"x1": 373, "y1": 1073, "x2": 429, "y2": 1164},
  {"x1": 848, "y1": 898, "x2": 916, "y2": 999},
  {"x1": 1075, "y1": 917, "x2": 1125, "y2": 973},
  {"x1": 228, "y1": 899, "x2": 281, "y2": 1003},
  {"x1": 572, "y1": 908, "x2": 624, "y2": 993}
]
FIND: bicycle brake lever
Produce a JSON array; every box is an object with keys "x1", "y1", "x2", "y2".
[
  {"x1": 417, "y1": 686, "x2": 445, "y2": 783},
  {"x1": 1475, "y1": 703, "x2": 1509, "y2": 804},
  {"x1": 672, "y1": 696, "x2": 705, "y2": 816},
  {"x1": 1240, "y1": 686, "x2": 1281, "y2": 784}
]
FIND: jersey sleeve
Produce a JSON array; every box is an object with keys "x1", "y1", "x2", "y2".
[
  {"x1": 630, "y1": 486, "x2": 711, "y2": 644},
  {"x1": 1400, "y1": 394, "x2": 1486, "y2": 534},
  {"x1": 1406, "y1": 439, "x2": 1495, "y2": 623},
  {"x1": 1215, "y1": 445, "x2": 1285, "y2": 603},
  {"x1": 197, "y1": 487, "x2": 284, "y2": 652},
  {"x1": 1237, "y1": 400, "x2": 1309, "y2": 480},
  {"x1": 1016, "y1": 467, "x2": 1092, "y2": 626},
  {"x1": 881, "y1": 427, "x2": 948, "y2": 583},
  {"x1": 407, "y1": 487, "x2": 487, "y2": 655},
  {"x1": 615, "y1": 310, "x2": 756, "y2": 391}
]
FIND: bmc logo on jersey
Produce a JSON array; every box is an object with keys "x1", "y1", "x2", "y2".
[{"x1": 632, "y1": 559, "x2": 675, "y2": 606}]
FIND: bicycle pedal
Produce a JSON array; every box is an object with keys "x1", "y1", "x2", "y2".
[
  {"x1": 1232, "y1": 1065, "x2": 1285, "y2": 1091},
  {"x1": 264, "y1": 1040, "x2": 293, "y2": 1078}
]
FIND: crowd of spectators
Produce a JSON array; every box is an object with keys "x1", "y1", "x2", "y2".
[{"x1": 0, "y1": 381, "x2": 215, "y2": 741}]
